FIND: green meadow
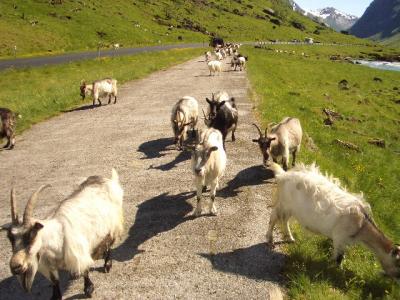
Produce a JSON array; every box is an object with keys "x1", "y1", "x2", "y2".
[
  {"x1": 0, "y1": 48, "x2": 202, "y2": 134},
  {"x1": 245, "y1": 44, "x2": 400, "y2": 299},
  {"x1": 0, "y1": 0, "x2": 361, "y2": 58}
]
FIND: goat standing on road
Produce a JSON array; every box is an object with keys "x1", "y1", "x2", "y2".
[
  {"x1": 171, "y1": 96, "x2": 199, "y2": 150},
  {"x1": 190, "y1": 128, "x2": 226, "y2": 216},
  {"x1": 80, "y1": 78, "x2": 118, "y2": 106},
  {"x1": 1, "y1": 169, "x2": 124, "y2": 299},
  {"x1": 204, "y1": 95, "x2": 238, "y2": 148}
]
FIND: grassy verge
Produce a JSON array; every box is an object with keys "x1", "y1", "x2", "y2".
[
  {"x1": 245, "y1": 45, "x2": 400, "y2": 299},
  {"x1": 0, "y1": 48, "x2": 202, "y2": 134}
]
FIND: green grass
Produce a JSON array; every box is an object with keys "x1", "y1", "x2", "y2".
[
  {"x1": 0, "y1": 0, "x2": 364, "y2": 58},
  {"x1": 245, "y1": 44, "x2": 400, "y2": 299},
  {"x1": 0, "y1": 48, "x2": 202, "y2": 135}
]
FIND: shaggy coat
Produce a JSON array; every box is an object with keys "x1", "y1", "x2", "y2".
[
  {"x1": 171, "y1": 96, "x2": 199, "y2": 149},
  {"x1": 3, "y1": 170, "x2": 124, "y2": 299},
  {"x1": 266, "y1": 162, "x2": 400, "y2": 278},
  {"x1": 207, "y1": 60, "x2": 222, "y2": 76},
  {"x1": 191, "y1": 128, "x2": 226, "y2": 216}
]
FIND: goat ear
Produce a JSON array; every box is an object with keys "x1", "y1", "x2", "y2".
[
  {"x1": 217, "y1": 101, "x2": 226, "y2": 109},
  {"x1": 206, "y1": 98, "x2": 212, "y2": 104},
  {"x1": 268, "y1": 137, "x2": 277, "y2": 142},
  {"x1": 209, "y1": 146, "x2": 218, "y2": 152},
  {"x1": 252, "y1": 139, "x2": 259, "y2": 143},
  {"x1": 28, "y1": 222, "x2": 44, "y2": 242}
]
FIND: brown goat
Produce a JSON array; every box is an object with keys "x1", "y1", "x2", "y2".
[{"x1": 0, "y1": 108, "x2": 20, "y2": 150}]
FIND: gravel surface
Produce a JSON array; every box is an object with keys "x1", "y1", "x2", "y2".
[{"x1": 0, "y1": 56, "x2": 285, "y2": 299}]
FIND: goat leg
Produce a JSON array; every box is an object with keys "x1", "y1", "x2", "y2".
[
  {"x1": 108, "y1": 95, "x2": 111, "y2": 104},
  {"x1": 104, "y1": 247, "x2": 112, "y2": 273},
  {"x1": 83, "y1": 271, "x2": 94, "y2": 298},
  {"x1": 114, "y1": 96, "x2": 117, "y2": 104},
  {"x1": 209, "y1": 181, "x2": 218, "y2": 215},
  {"x1": 50, "y1": 271, "x2": 62, "y2": 300}
]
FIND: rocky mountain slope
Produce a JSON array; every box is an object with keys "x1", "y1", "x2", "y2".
[{"x1": 350, "y1": 0, "x2": 400, "y2": 46}]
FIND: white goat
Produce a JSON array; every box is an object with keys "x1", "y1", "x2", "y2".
[
  {"x1": 252, "y1": 117, "x2": 302, "y2": 171},
  {"x1": 80, "y1": 78, "x2": 118, "y2": 106},
  {"x1": 207, "y1": 60, "x2": 222, "y2": 76},
  {"x1": 1, "y1": 169, "x2": 124, "y2": 299},
  {"x1": 266, "y1": 162, "x2": 400, "y2": 278},
  {"x1": 171, "y1": 96, "x2": 199, "y2": 149},
  {"x1": 190, "y1": 128, "x2": 226, "y2": 216}
]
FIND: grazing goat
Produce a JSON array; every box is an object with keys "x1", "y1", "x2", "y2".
[
  {"x1": 171, "y1": 96, "x2": 199, "y2": 150},
  {"x1": 207, "y1": 60, "x2": 222, "y2": 76},
  {"x1": 266, "y1": 162, "x2": 400, "y2": 278},
  {"x1": 204, "y1": 95, "x2": 238, "y2": 148},
  {"x1": 0, "y1": 108, "x2": 20, "y2": 150},
  {"x1": 1, "y1": 169, "x2": 124, "y2": 299},
  {"x1": 80, "y1": 78, "x2": 118, "y2": 106},
  {"x1": 252, "y1": 117, "x2": 302, "y2": 171},
  {"x1": 190, "y1": 128, "x2": 226, "y2": 216}
]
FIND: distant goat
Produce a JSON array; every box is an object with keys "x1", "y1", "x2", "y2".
[
  {"x1": 252, "y1": 117, "x2": 302, "y2": 170},
  {"x1": 190, "y1": 128, "x2": 226, "y2": 216},
  {"x1": 207, "y1": 60, "x2": 222, "y2": 76},
  {"x1": 204, "y1": 95, "x2": 238, "y2": 148},
  {"x1": 1, "y1": 169, "x2": 124, "y2": 299},
  {"x1": 80, "y1": 78, "x2": 118, "y2": 106},
  {"x1": 231, "y1": 55, "x2": 247, "y2": 71},
  {"x1": 171, "y1": 96, "x2": 199, "y2": 150},
  {"x1": 266, "y1": 162, "x2": 400, "y2": 279},
  {"x1": 0, "y1": 108, "x2": 20, "y2": 150}
]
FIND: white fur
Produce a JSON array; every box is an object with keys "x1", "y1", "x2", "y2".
[
  {"x1": 191, "y1": 128, "x2": 226, "y2": 216},
  {"x1": 171, "y1": 96, "x2": 199, "y2": 147},
  {"x1": 36, "y1": 170, "x2": 123, "y2": 277},
  {"x1": 267, "y1": 117, "x2": 302, "y2": 170},
  {"x1": 91, "y1": 78, "x2": 118, "y2": 105},
  {"x1": 207, "y1": 60, "x2": 222, "y2": 76},
  {"x1": 266, "y1": 163, "x2": 400, "y2": 277}
]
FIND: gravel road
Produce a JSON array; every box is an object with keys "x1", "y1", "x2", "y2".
[{"x1": 0, "y1": 56, "x2": 284, "y2": 299}]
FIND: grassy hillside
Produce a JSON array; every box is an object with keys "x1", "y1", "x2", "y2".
[
  {"x1": 0, "y1": 0, "x2": 363, "y2": 58},
  {"x1": 245, "y1": 44, "x2": 400, "y2": 299}
]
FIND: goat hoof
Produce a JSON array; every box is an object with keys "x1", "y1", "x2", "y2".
[
  {"x1": 84, "y1": 284, "x2": 94, "y2": 298},
  {"x1": 104, "y1": 262, "x2": 112, "y2": 273}
]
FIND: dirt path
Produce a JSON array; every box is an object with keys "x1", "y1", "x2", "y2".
[{"x1": 0, "y1": 56, "x2": 284, "y2": 299}]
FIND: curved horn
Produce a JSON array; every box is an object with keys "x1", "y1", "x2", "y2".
[
  {"x1": 265, "y1": 126, "x2": 269, "y2": 137},
  {"x1": 10, "y1": 187, "x2": 18, "y2": 225},
  {"x1": 23, "y1": 185, "x2": 50, "y2": 226},
  {"x1": 252, "y1": 123, "x2": 263, "y2": 138}
]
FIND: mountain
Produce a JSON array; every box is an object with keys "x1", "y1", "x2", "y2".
[
  {"x1": 288, "y1": 2, "x2": 358, "y2": 32},
  {"x1": 350, "y1": 0, "x2": 400, "y2": 45},
  {"x1": 307, "y1": 7, "x2": 359, "y2": 31}
]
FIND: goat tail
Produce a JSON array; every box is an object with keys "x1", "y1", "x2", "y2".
[
  {"x1": 111, "y1": 168, "x2": 119, "y2": 183},
  {"x1": 268, "y1": 162, "x2": 285, "y2": 177}
]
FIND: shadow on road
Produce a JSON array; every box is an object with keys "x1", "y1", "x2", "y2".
[
  {"x1": 219, "y1": 165, "x2": 274, "y2": 198},
  {"x1": 113, "y1": 191, "x2": 195, "y2": 262},
  {"x1": 0, "y1": 272, "x2": 72, "y2": 300},
  {"x1": 199, "y1": 243, "x2": 285, "y2": 282},
  {"x1": 137, "y1": 138, "x2": 174, "y2": 160},
  {"x1": 150, "y1": 150, "x2": 191, "y2": 171},
  {"x1": 63, "y1": 104, "x2": 96, "y2": 112}
]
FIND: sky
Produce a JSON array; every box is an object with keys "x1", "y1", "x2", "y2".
[{"x1": 294, "y1": 0, "x2": 372, "y2": 17}]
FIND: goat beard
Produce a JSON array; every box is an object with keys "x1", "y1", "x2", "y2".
[{"x1": 18, "y1": 263, "x2": 37, "y2": 293}]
